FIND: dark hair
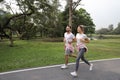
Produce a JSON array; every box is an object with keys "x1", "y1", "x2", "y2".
[
  {"x1": 67, "y1": 25, "x2": 72, "y2": 29},
  {"x1": 78, "y1": 25, "x2": 84, "y2": 32}
]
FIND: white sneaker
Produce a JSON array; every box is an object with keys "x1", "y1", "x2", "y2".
[
  {"x1": 89, "y1": 63, "x2": 93, "y2": 71},
  {"x1": 70, "y1": 71, "x2": 77, "y2": 77},
  {"x1": 61, "y1": 64, "x2": 68, "y2": 69}
]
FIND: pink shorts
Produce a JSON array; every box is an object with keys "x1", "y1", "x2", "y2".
[{"x1": 64, "y1": 44, "x2": 74, "y2": 55}]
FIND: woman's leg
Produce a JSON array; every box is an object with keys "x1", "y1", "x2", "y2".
[
  {"x1": 81, "y1": 54, "x2": 90, "y2": 65},
  {"x1": 81, "y1": 49, "x2": 93, "y2": 71},
  {"x1": 75, "y1": 48, "x2": 85, "y2": 72}
]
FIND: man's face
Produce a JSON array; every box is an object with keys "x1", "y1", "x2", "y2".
[{"x1": 66, "y1": 26, "x2": 71, "y2": 32}]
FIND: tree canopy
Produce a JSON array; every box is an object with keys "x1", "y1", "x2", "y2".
[
  {"x1": 61, "y1": 8, "x2": 95, "y2": 34},
  {"x1": 0, "y1": 0, "x2": 95, "y2": 46}
]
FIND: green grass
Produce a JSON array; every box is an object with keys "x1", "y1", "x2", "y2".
[{"x1": 0, "y1": 39, "x2": 120, "y2": 72}]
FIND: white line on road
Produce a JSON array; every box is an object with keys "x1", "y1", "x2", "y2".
[{"x1": 0, "y1": 58, "x2": 120, "y2": 75}]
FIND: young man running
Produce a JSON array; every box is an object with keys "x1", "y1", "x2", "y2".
[{"x1": 61, "y1": 26, "x2": 77, "y2": 69}]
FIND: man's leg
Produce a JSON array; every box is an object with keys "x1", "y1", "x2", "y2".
[
  {"x1": 65, "y1": 55, "x2": 69, "y2": 65},
  {"x1": 69, "y1": 54, "x2": 77, "y2": 58},
  {"x1": 61, "y1": 49, "x2": 69, "y2": 69}
]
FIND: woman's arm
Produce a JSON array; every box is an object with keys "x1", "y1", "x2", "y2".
[
  {"x1": 84, "y1": 38, "x2": 90, "y2": 43},
  {"x1": 80, "y1": 38, "x2": 90, "y2": 43}
]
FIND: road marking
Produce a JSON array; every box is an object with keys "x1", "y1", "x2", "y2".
[{"x1": 0, "y1": 58, "x2": 120, "y2": 75}]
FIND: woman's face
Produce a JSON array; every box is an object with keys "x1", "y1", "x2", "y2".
[{"x1": 77, "y1": 26, "x2": 82, "y2": 33}]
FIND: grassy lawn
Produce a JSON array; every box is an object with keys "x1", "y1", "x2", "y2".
[{"x1": 0, "y1": 39, "x2": 120, "y2": 72}]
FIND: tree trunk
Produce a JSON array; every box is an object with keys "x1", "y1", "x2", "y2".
[
  {"x1": 9, "y1": 31, "x2": 14, "y2": 47},
  {"x1": 69, "y1": 0, "x2": 73, "y2": 28},
  {"x1": 68, "y1": 0, "x2": 82, "y2": 29}
]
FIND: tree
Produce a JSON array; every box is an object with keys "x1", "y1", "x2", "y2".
[
  {"x1": 113, "y1": 22, "x2": 120, "y2": 34},
  {"x1": 0, "y1": 0, "x2": 95, "y2": 42},
  {"x1": 68, "y1": 0, "x2": 72, "y2": 27},
  {"x1": 108, "y1": 24, "x2": 114, "y2": 31},
  {"x1": 96, "y1": 28, "x2": 109, "y2": 39},
  {"x1": 31, "y1": 0, "x2": 62, "y2": 37},
  {"x1": 10, "y1": 17, "x2": 37, "y2": 40},
  {"x1": 14, "y1": 0, "x2": 55, "y2": 39},
  {"x1": 96, "y1": 28, "x2": 109, "y2": 34},
  {"x1": 0, "y1": 0, "x2": 35, "y2": 46},
  {"x1": 0, "y1": 0, "x2": 60, "y2": 43},
  {"x1": 61, "y1": 8, "x2": 95, "y2": 34},
  {"x1": 73, "y1": 8, "x2": 95, "y2": 34},
  {"x1": 0, "y1": 10, "x2": 11, "y2": 40},
  {"x1": 66, "y1": 0, "x2": 82, "y2": 28},
  {"x1": 107, "y1": 24, "x2": 114, "y2": 34}
]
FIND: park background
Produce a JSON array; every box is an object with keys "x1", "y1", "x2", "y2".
[{"x1": 0, "y1": 0, "x2": 120, "y2": 72}]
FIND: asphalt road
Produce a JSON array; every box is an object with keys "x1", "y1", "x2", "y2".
[{"x1": 0, "y1": 59, "x2": 120, "y2": 80}]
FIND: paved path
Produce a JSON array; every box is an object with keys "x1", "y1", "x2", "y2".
[{"x1": 0, "y1": 58, "x2": 120, "y2": 80}]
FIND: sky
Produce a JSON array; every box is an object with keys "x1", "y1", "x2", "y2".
[{"x1": 60, "y1": 0, "x2": 120, "y2": 30}]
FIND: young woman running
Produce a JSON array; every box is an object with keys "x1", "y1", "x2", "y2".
[{"x1": 70, "y1": 25, "x2": 93, "y2": 76}]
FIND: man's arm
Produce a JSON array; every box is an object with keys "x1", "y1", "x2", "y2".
[
  {"x1": 73, "y1": 37, "x2": 76, "y2": 42},
  {"x1": 63, "y1": 38, "x2": 66, "y2": 42}
]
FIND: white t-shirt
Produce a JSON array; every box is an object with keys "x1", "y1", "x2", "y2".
[
  {"x1": 76, "y1": 33, "x2": 87, "y2": 47},
  {"x1": 64, "y1": 32, "x2": 75, "y2": 45}
]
